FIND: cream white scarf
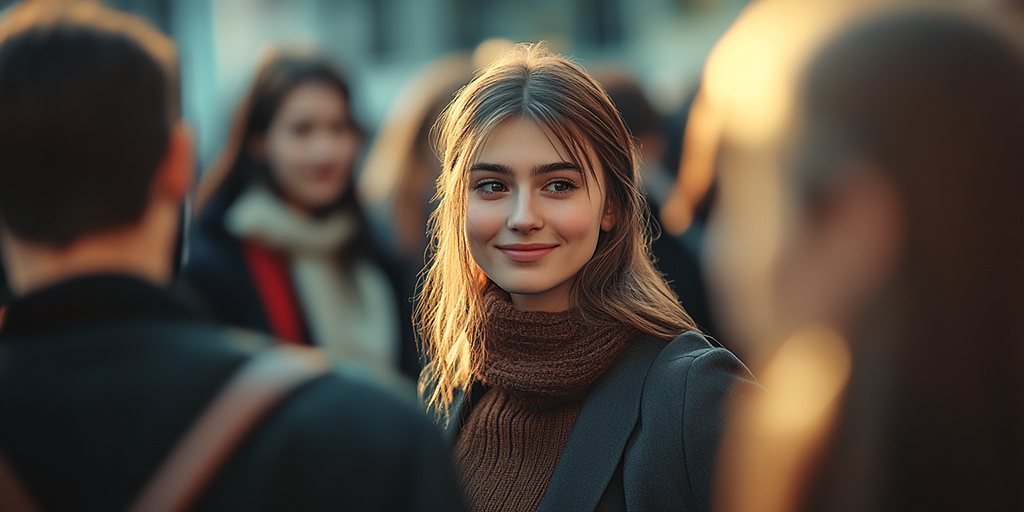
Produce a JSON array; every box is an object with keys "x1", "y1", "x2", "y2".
[{"x1": 224, "y1": 186, "x2": 400, "y2": 375}]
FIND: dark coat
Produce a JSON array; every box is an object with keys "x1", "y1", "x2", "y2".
[
  {"x1": 0, "y1": 275, "x2": 464, "y2": 512},
  {"x1": 433, "y1": 331, "x2": 758, "y2": 512},
  {"x1": 180, "y1": 192, "x2": 421, "y2": 379}
]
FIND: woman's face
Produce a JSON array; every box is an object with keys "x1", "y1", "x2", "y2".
[
  {"x1": 466, "y1": 116, "x2": 615, "y2": 312},
  {"x1": 261, "y1": 81, "x2": 359, "y2": 213}
]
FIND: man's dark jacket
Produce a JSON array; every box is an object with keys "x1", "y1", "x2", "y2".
[{"x1": 0, "y1": 275, "x2": 464, "y2": 511}]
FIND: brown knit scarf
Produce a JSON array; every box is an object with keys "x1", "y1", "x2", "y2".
[{"x1": 455, "y1": 289, "x2": 636, "y2": 512}]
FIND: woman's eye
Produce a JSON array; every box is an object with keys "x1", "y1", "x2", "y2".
[
  {"x1": 291, "y1": 122, "x2": 313, "y2": 137},
  {"x1": 332, "y1": 120, "x2": 356, "y2": 135},
  {"x1": 545, "y1": 179, "x2": 578, "y2": 193},
  {"x1": 474, "y1": 181, "x2": 508, "y2": 194}
]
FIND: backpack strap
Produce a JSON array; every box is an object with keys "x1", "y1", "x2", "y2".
[
  {"x1": 0, "y1": 446, "x2": 40, "y2": 512},
  {"x1": 127, "y1": 344, "x2": 329, "y2": 512},
  {"x1": 0, "y1": 344, "x2": 329, "y2": 512}
]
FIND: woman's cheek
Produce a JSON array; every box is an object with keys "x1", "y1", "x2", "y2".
[
  {"x1": 465, "y1": 202, "x2": 500, "y2": 261},
  {"x1": 550, "y1": 204, "x2": 601, "y2": 247}
]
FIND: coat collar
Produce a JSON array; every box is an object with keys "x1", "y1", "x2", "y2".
[
  {"x1": 0, "y1": 274, "x2": 196, "y2": 338},
  {"x1": 537, "y1": 336, "x2": 666, "y2": 512}
]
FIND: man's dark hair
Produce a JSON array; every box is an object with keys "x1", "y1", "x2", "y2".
[{"x1": 0, "y1": 1, "x2": 179, "y2": 247}]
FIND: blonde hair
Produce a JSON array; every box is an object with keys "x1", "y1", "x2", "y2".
[{"x1": 417, "y1": 43, "x2": 695, "y2": 415}]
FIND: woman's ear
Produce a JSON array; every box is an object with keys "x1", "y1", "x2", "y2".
[{"x1": 601, "y1": 200, "x2": 617, "y2": 231}]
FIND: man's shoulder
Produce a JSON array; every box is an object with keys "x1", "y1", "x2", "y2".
[
  {"x1": 268, "y1": 370, "x2": 437, "y2": 439},
  {"x1": 201, "y1": 351, "x2": 462, "y2": 511},
  {"x1": 180, "y1": 224, "x2": 244, "y2": 282}
]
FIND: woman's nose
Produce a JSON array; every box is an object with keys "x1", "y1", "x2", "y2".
[
  {"x1": 507, "y1": 191, "x2": 543, "y2": 233},
  {"x1": 310, "y1": 130, "x2": 340, "y2": 162}
]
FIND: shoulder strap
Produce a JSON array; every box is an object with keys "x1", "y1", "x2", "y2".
[
  {"x1": 0, "y1": 446, "x2": 40, "y2": 512},
  {"x1": 0, "y1": 344, "x2": 329, "y2": 512},
  {"x1": 127, "y1": 344, "x2": 329, "y2": 512}
]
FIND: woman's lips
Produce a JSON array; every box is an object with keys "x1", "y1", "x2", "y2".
[{"x1": 497, "y1": 244, "x2": 557, "y2": 262}]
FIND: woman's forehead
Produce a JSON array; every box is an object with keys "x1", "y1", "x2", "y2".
[{"x1": 471, "y1": 115, "x2": 603, "y2": 181}]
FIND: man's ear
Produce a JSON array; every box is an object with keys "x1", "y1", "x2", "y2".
[
  {"x1": 775, "y1": 162, "x2": 905, "y2": 331},
  {"x1": 601, "y1": 199, "x2": 617, "y2": 232},
  {"x1": 153, "y1": 123, "x2": 195, "y2": 203},
  {"x1": 814, "y1": 164, "x2": 904, "y2": 289}
]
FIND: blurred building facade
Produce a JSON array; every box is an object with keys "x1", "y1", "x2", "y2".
[
  {"x1": 2, "y1": 0, "x2": 753, "y2": 167},
  {"x1": 0, "y1": 0, "x2": 750, "y2": 170}
]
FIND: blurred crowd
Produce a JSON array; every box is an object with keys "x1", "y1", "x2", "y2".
[{"x1": 0, "y1": 0, "x2": 1023, "y2": 511}]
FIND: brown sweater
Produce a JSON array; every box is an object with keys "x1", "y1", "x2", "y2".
[{"x1": 455, "y1": 290, "x2": 635, "y2": 512}]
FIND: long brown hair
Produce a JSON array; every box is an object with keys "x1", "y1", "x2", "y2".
[{"x1": 417, "y1": 42, "x2": 695, "y2": 414}]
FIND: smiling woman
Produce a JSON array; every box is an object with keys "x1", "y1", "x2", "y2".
[
  {"x1": 259, "y1": 81, "x2": 360, "y2": 213},
  {"x1": 417, "y1": 43, "x2": 760, "y2": 512},
  {"x1": 466, "y1": 116, "x2": 615, "y2": 312}
]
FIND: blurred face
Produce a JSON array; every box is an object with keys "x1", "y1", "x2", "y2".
[
  {"x1": 261, "y1": 81, "x2": 359, "y2": 213},
  {"x1": 466, "y1": 116, "x2": 615, "y2": 312},
  {"x1": 705, "y1": 130, "x2": 901, "y2": 371}
]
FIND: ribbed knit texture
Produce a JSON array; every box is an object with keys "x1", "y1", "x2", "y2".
[{"x1": 455, "y1": 289, "x2": 635, "y2": 512}]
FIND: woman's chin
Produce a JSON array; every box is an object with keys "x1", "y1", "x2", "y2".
[{"x1": 282, "y1": 190, "x2": 342, "y2": 213}]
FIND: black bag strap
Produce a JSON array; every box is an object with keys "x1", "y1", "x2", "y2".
[{"x1": 0, "y1": 344, "x2": 329, "y2": 512}]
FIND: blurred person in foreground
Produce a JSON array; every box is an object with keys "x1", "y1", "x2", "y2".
[
  {"x1": 0, "y1": 2, "x2": 464, "y2": 510},
  {"x1": 183, "y1": 50, "x2": 419, "y2": 383},
  {"x1": 694, "y1": 3, "x2": 1024, "y2": 511}
]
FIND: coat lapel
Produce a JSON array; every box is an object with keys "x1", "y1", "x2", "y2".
[{"x1": 537, "y1": 337, "x2": 666, "y2": 512}]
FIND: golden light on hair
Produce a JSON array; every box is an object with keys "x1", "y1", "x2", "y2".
[
  {"x1": 759, "y1": 325, "x2": 852, "y2": 433},
  {"x1": 662, "y1": 0, "x2": 883, "y2": 235},
  {"x1": 704, "y1": 0, "x2": 880, "y2": 147},
  {"x1": 0, "y1": 0, "x2": 179, "y2": 120}
]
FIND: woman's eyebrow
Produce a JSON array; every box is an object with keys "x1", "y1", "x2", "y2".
[
  {"x1": 532, "y1": 161, "x2": 580, "y2": 176},
  {"x1": 469, "y1": 161, "x2": 581, "y2": 176},
  {"x1": 470, "y1": 162, "x2": 514, "y2": 175}
]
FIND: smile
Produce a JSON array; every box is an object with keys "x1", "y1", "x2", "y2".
[{"x1": 497, "y1": 243, "x2": 557, "y2": 263}]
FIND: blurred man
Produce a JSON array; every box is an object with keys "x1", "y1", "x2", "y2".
[
  {"x1": 0, "y1": 2, "x2": 464, "y2": 510},
  {"x1": 692, "y1": 3, "x2": 1024, "y2": 511}
]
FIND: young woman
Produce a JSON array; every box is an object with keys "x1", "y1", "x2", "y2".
[
  {"x1": 417, "y1": 43, "x2": 758, "y2": 512},
  {"x1": 182, "y1": 50, "x2": 419, "y2": 380}
]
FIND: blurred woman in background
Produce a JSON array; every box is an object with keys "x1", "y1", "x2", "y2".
[{"x1": 182, "y1": 50, "x2": 419, "y2": 381}]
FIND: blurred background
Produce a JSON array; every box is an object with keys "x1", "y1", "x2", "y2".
[{"x1": 0, "y1": 0, "x2": 750, "y2": 171}]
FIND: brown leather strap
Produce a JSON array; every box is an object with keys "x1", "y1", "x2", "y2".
[
  {"x1": 127, "y1": 344, "x2": 329, "y2": 512},
  {"x1": 0, "y1": 446, "x2": 41, "y2": 512},
  {"x1": 0, "y1": 345, "x2": 328, "y2": 512},
  {"x1": 0, "y1": 344, "x2": 329, "y2": 512}
]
